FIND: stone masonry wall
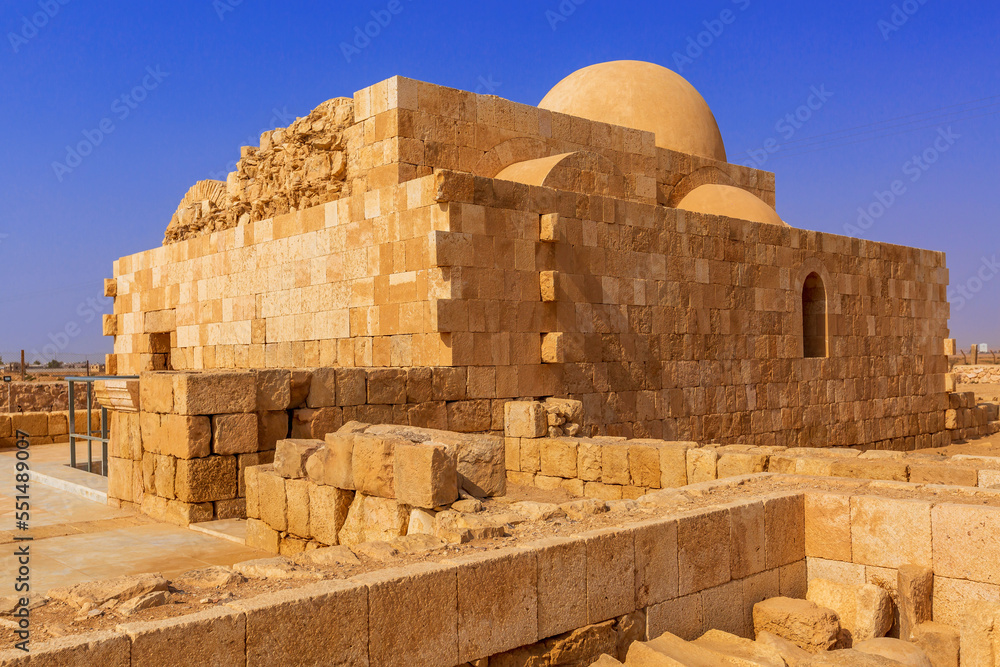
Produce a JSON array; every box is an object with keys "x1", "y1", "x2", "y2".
[
  {"x1": 0, "y1": 381, "x2": 89, "y2": 414},
  {"x1": 0, "y1": 410, "x2": 101, "y2": 448}
]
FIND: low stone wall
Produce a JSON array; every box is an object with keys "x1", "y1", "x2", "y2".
[
  {"x1": 0, "y1": 381, "x2": 89, "y2": 413},
  {"x1": 954, "y1": 364, "x2": 1000, "y2": 384},
  {"x1": 0, "y1": 410, "x2": 101, "y2": 447}
]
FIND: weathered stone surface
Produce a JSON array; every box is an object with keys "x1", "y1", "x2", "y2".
[
  {"x1": 254, "y1": 369, "x2": 291, "y2": 411},
  {"x1": 298, "y1": 545, "x2": 361, "y2": 567},
  {"x1": 634, "y1": 519, "x2": 678, "y2": 608},
  {"x1": 173, "y1": 371, "x2": 255, "y2": 415},
  {"x1": 257, "y1": 410, "x2": 289, "y2": 451},
  {"x1": 529, "y1": 536, "x2": 587, "y2": 638},
  {"x1": 117, "y1": 590, "x2": 168, "y2": 616},
  {"x1": 245, "y1": 518, "x2": 279, "y2": 553},
  {"x1": 284, "y1": 478, "x2": 311, "y2": 538},
  {"x1": 211, "y1": 413, "x2": 258, "y2": 455},
  {"x1": 512, "y1": 501, "x2": 565, "y2": 522},
  {"x1": 139, "y1": 371, "x2": 174, "y2": 414},
  {"x1": 805, "y1": 491, "x2": 852, "y2": 562},
  {"x1": 931, "y1": 502, "x2": 1000, "y2": 585},
  {"x1": 504, "y1": 401, "x2": 546, "y2": 438},
  {"x1": 310, "y1": 432, "x2": 356, "y2": 489},
  {"x1": 677, "y1": 507, "x2": 730, "y2": 596},
  {"x1": 686, "y1": 448, "x2": 718, "y2": 484},
  {"x1": 807, "y1": 649, "x2": 909, "y2": 665},
  {"x1": 853, "y1": 638, "x2": 932, "y2": 667},
  {"x1": 273, "y1": 439, "x2": 324, "y2": 479},
  {"x1": 755, "y1": 631, "x2": 813, "y2": 667},
  {"x1": 352, "y1": 433, "x2": 402, "y2": 498},
  {"x1": 121, "y1": 606, "x2": 244, "y2": 667},
  {"x1": 141, "y1": 413, "x2": 212, "y2": 459},
  {"x1": 897, "y1": 564, "x2": 933, "y2": 641},
  {"x1": 585, "y1": 528, "x2": 635, "y2": 624},
  {"x1": 228, "y1": 579, "x2": 367, "y2": 666},
  {"x1": 647, "y1": 594, "x2": 703, "y2": 642},
  {"x1": 752, "y1": 597, "x2": 840, "y2": 653},
  {"x1": 408, "y1": 507, "x2": 436, "y2": 535},
  {"x1": 730, "y1": 501, "x2": 766, "y2": 579},
  {"x1": 490, "y1": 621, "x2": 619, "y2": 667},
  {"x1": 307, "y1": 483, "x2": 354, "y2": 545},
  {"x1": 48, "y1": 573, "x2": 168, "y2": 609},
  {"x1": 174, "y1": 456, "x2": 238, "y2": 503},
  {"x1": 338, "y1": 493, "x2": 409, "y2": 547},
  {"x1": 355, "y1": 562, "x2": 459, "y2": 667},
  {"x1": 232, "y1": 557, "x2": 315, "y2": 580},
  {"x1": 561, "y1": 498, "x2": 609, "y2": 520},
  {"x1": 807, "y1": 578, "x2": 893, "y2": 643},
  {"x1": 394, "y1": 442, "x2": 458, "y2": 509},
  {"x1": 764, "y1": 493, "x2": 805, "y2": 569},
  {"x1": 453, "y1": 547, "x2": 538, "y2": 662},
  {"x1": 851, "y1": 496, "x2": 933, "y2": 569},
  {"x1": 0, "y1": 631, "x2": 129, "y2": 666},
  {"x1": 256, "y1": 467, "x2": 287, "y2": 531}
]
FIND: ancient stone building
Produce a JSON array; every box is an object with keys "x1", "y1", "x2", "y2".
[{"x1": 105, "y1": 61, "x2": 954, "y2": 450}]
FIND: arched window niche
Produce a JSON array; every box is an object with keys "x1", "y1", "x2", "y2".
[{"x1": 802, "y1": 272, "x2": 828, "y2": 358}]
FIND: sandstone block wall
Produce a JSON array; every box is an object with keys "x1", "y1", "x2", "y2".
[
  {"x1": 0, "y1": 409, "x2": 101, "y2": 448},
  {"x1": 0, "y1": 381, "x2": 89, "y2": 414},
  {"x1": 954, "y1": 364, "x2": 1000, "y2": 384}
]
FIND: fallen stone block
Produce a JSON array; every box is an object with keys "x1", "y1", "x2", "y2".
[
  {"x1": 116, "y1": 590, "x2": 169, "y2": 616},
  {"x1": 273, "y1": 439, "x2": 324, "y2": 479},
  {"x1": 172, "y1": 566, "x2": 244, "y2": 590},
  {"x1": 752, "y1": 597, "x2": 840, "y2": 653},
  {"x1": 911, "y1": 621, "x2": 959, "y2": 667},
  {"x1": 352, "y1": 433, "x2": 403, "y2": 498},
  {"x1": 48, "y1": 574, "x2": 169, "y2": 610},
  {"x1": 232, "y1": 557, "x2": 316, "y2": 580},
  {"x1": 807, "y1": 578, "x2": 894, "y2": 643},
  {"x1": 338, "y1": 493, "x2": 409, "y2": 547},
  {"x1": 807, "y1": 649, "x2": 911, "y2": 665},
  {"x1": 308, "y1": 433, "x2": 355, "y2": 489},
  {"x1": 691, "y1": 629, "x2": 785, "y2": 667},
  {"x1": 755, "y1": 631, "x2": 812, "y2": 667},
  {"x1": 393, "y1": 442, "x2": 459, "y2": 509},
  {"x1": 297, "y1": 545, "x2": 361, "y2": 567}
]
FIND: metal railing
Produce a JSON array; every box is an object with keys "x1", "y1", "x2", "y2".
[{"x1": 65, "y1": 376, "x2": 138, "y2": 476}]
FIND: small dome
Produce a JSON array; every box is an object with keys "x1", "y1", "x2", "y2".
[
  {"x1": 676, "y1": 185, "x2": 788, "y2": 227},
  {"x1": 539, "y1": 61, "x2": 727, "y2": 162}
]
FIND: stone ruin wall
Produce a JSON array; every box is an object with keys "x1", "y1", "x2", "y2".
[{"x1": 0, "y1": 381, "x2": 89, "y2": 413}]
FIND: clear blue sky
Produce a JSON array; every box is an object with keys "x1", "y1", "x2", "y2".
[{"x1": 1, "y1": 0, "x2": 997, "y2": 364}]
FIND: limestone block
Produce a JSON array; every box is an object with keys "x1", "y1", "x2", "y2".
[
  {"x1": 257, "y1": 410, "x2": 289, "y2": 451},
  {"x1": 911, "y1": 622, "x2": 959, "y2": 667},
  {"x1": 578, "y1": 440, "x2": 602, "y2": 481},
  {"x1": 307, "y1": 484, "x2": 353, "y2": 545},
  {"x1": 807, "y1": 579, "x2": 893, "y2": 643},
  {"x1": 659, "y1": 443, "x2": 691, "y2": 488},
  {"x1": 433, "y1": 367, "x2": 466, "y2": 401},
  {"x1": 602, "y1": 444, "x2": 631, "y2": 485},
  {"x1": 960, "y1": 603, "x2": 1000, "y2": 667},
  {"x1": 306, "y1": 367, "x2": 337, "y2": 407},
  {"x1": 367, "y1": 368, "x2": 406, "y2": 405},
  {"x1": 284, "y1": 478, "x2": 311, "y2": 538},
  {"x1": 290, "y1": 407, "x2": 343, "y2": 440},
  {"x1": 165, "y1": 499, "x2": 214, "y2": 526},
  {"x1": 273, "y1": 439, "x2": 324, "y2": 479},
  {"x1": 139, "y1": 371, "x2": 174, "y2": 414},
  {"x1": 686, "y1": 448, "x2": 718, "y2": 484},
  {"x1": 677, "y1": 507, "x2": 731, "y2": 596},
  {"x1": 898, "y1": 565, "x2": 933, "y2": 641},
  {"x1": 805, "y1": 492, "x2": 852, "y2": 561},
  {"x1": 743, "y1": 570, "x2": 781, "y2": 640},
  {"x1": 173, "y1": 371, "x2": 255, "y2": 415},
  {"x1": 452, "y1": 547, "x2": 538, "y2": 663},
  {"x1": 629, "y1": 443, "x2": 661, "y2": 489},
  {"x1": 254, "y1": 369, "x2": 291, "y2": 411},
  {"x1": 701, "y1": 578, "x2": 749, "y2": 638},
  {"x1": 831, "y1": 458, "x2": 908, "y2": 482},
  {"x1": 451, "y1": 433, "x2": 506, "y2": 498},
  {"x1": 141, "y1": 413, "x2": 211, "y2": 459},
  {"x1": 353, "y1": 433, "x2": 402, "y2": 498},
  {"x1": 238, "y1": 451, "x2": 273, "y2": 498},
  {"x1": 909, "y1": 463, "x2": 977, "y2": 487},
  {"x1": 583, "y1": 528, "x2": 636, "y2": 624},
  {"x1": 211, "y1": 413, "x2": 258, "y2": 455},
  {"x1": 730, "y1": 501, "x2": 766, "y2": 579},
  {"x1": 755, "y1": 631, "x2": 813, "y2": 667},
  {"x1": 692, "y1": 629, "x2": 788, "y2": 667},
  {"x1": 335, "y1": 367, "x2": 366, "y2": 406},
  {"x1": 408, "y1": 508, "x2": 436, "y2": 535},
  {"x1": 807, "y1": 648, "x2": 915, "y2": 665},
  {"x1": 175, "y1": 456, "x2": 238, "y2": 503},
  {"x1": 764, "y1": 494, "x2": 805, "y2": 569},
  {"x1": 214, "y1": 498, "x2": 246, "y2": 520},
  {"x1": 779, "y1": 561, "x2": 808, "y2": 600},
  {"x1": 354, "y1": 562, "x2": 459, "y2": 667},
  {"x1": 931, "y1": 502, "x2": 1000, "y2": 584},
  {"x1": 540, "y1": 438, "x2": 578, "y2": 478},
  {"x1": 505, "y1": 437, "x2": 521, "y2": 472},
  {"x1": 228, "y1": 580, "x2": 368, "y2": 666},
  {"x1": 717, "y1": 452, "x2": 768, "y2": 479},
  {"x1": 0, "y1": 631, "x2": 129, "y2": 666},
  {"x1": 504, "y1": 401, "x2": 546, "y2": 438},
  {"x1": 752, "y1": 597, "x2": 841, "y2": 653},
  {"x1": 633, "y1": 519, "x2": 679, "y2": 608},
  {"x1": 256, "y1": 467, "x2": 287, "y2": 532},
  {"x1": 528, "y1": 536, "x2": 587, "y2": 638},
  {"x1": 338, "y1": 493, "x2": 409, "y2": 547},
  {"x1": 851, "y1": 496, "x2": 932, "y2": 568},
  {"x1": 153, "y1": 454, "x2": 176, "y2": 499},
  {"x1": 309, "y1": 432, "x2": 356, "y2": 489},
  {"x1": 647, "y1": 594, "x2": 704, "y2": 642},
  {"x1": 122, "y1": 606, "x2": 245, "y2": 667},
  {"x1": 394, "y1": 442, "x2": 458, "y2": 509},
  {"x1": 853, "y1": 638, "x2": 932, "y2": 666}
]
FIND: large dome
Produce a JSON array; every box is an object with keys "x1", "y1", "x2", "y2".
[
  {"x1": 539, "y1": 61, "x2": 727, "y2": 162},
  {"x1": 676, "y1": 185, "x2": 788, "y2": 227}
]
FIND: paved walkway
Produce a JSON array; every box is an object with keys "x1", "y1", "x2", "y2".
[{"x1": 0, "y1": 442, "x2": 263, "y2": 596}]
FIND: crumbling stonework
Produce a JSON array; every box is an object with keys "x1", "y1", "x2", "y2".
[{"x1": 164, "y1": 97, "x2": 354, "y2": 244}]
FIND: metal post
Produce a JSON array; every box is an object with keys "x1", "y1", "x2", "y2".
[
  {"x1": 68, "y1": 381, "x2": 76, "y2": 470},
  {"x1": 20, "y1": 350, "x2": 24, "y2": 381},
  {"x1": 973, "y1": 344, "x2": 980, "y2": 366},
  {"x1": 86, "y1": 380, "x2": 93, "y2": 473},
  {"x1": 101, "y1": 406, "x2": 109, "y2": 477}
]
